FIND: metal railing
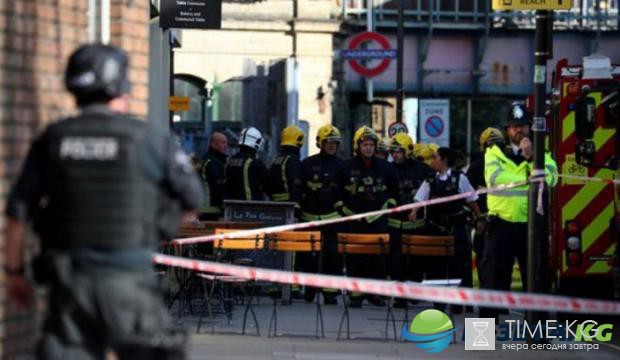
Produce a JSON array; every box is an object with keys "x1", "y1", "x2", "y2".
[{"x1": 341, "y1": 0, "x2": 619, "y2": 31}]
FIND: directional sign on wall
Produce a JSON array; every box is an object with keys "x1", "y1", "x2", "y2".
[
  {"x1": 492, "y1": 0, "x2": 572, "y2": 11},
  {"x1": 160, "y1": 0, "x2": 222, "y2": 29}
]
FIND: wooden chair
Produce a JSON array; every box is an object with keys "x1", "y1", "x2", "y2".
[
  {"x1": 266, "y1": 231, "x2": 323, "y2": 338},
  {"x1": 196, "y1": 228, "x2": 265, "y2": 336},
  {"x1": 401, "y1": 234, "x2": 460, "y2": 343},
  {"x1": 336, "y1": 233, "x2": 395, "y2": 341}
]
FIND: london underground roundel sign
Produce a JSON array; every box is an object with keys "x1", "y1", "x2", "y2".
[{"x1": 342, "y1": 31, "x2": 396, "y2": 78}]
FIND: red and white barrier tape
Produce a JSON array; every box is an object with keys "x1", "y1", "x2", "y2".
[
  {"x1": 172, "y1": 178, "x2": 541, "y2": 246},
  {"x1": 153, "y1": 253, "x2": 620, "y2": 314},
  {"x1": 558, "y1": 174, "x2": 620, "y2": 185}
]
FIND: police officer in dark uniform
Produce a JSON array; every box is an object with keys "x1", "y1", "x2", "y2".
[
  {"x1": 299, "y1": 124, "x2": 344, "y2": 304},
  {"x1": 410, "y1": 147, "x2": 480, "y2": 313},
  {"x1": 225, "y1": 126, "x2": 270, "y2": 201},
  {"x1": 341, "y1": 126, "x2": 398, "y2": 308},
  {"x1": 387, "y1": 133, "x2": 431, "y2": 308},
  {"x1": 4, "y1": 44, "x2": 203, "y2": 359},
  {"x1": 269, "y1": 125, "x2": 305, "y2": 209},
  {"x1": 199, "y1": 131, "x2": 228, "y2": 221}
]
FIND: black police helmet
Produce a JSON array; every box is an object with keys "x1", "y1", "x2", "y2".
[
  {"x1": 65, "y1": 44, "x2": 130, "y2": 105},
  {"x1": 505, "y1": 102, "x2": 531, "y2": 127}
]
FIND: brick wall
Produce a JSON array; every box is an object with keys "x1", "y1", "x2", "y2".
[{"x1": 0, "y1": 0, "x2": 149, "y2": 357}]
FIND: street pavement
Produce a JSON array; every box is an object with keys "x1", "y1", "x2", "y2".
[{"x1": 172, "y1": 295, "x2": 620, "y2": 359}]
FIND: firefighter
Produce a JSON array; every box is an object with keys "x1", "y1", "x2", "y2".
[
  {"x1": 4, "y1": 44, "x2": 203, "y2": 359},
  {"x1": 269, "y1": 125, "x2": 304, "y2": 208},
  {"x1": 409, "y1": 147, "x2": 480, "y2": 313},
  {"x1": 199, "y1": 131, "x2": 228, "y2": 221},
  {"x1": 416, "y1": 143, "x2": 438, "y2": 167},
  {"x1": 387, "y1": 133, "x2": 432, "y2": 308},
  {"x1": 413, "y1": 143, "x2": 425, "y2": 162},
  {"x1": 478, "y1": 103, "x2": 558, "y2": 320},
  {"x1": 299, "y1": 124, "x2": 345, "y2": 304},
  {"x1": 466, "y1": 127, "x2": 505, "y2": 283},
  {"x1": 375, "y1": 136, "x2": 389, "y2": 160},
  {"x1": 268, "y1": 125, "x2": 305, "y2": 298},
  {"x1": 340, "y1": 126, "x2": 398, "y2": 308},
  {"x1": 225, "y1": 127, "x2": 270, "y2": 201}
]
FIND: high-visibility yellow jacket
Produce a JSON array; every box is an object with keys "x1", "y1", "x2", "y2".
[{"x1": 485, "y1": 144, "x2": 558, "y2": 223}]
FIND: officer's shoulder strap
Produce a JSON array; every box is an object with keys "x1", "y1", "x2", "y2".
[{"x1": 451, "y1": 170, "x2": 467, "y2": 187}]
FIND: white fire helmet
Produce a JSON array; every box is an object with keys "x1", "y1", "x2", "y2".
[{"x1": 239, "y1": 126, "x2": 263, "y2": 150}]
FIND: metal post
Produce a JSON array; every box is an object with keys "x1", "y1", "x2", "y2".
[
  {"x1": 396, "y1": 0, "x2": 404, "y2": 123},
  {"x1": 526, "y1": 9, "x2": 552, "y2": 340},
  {"x1": 101, "y1": 0, "x2": 110, "y2": 44},
  {"x1": 466, "y1": 98, "x2": 472, "y2": 165},
  {"x1": 169, "y1": 31, "x2": 175, "y2": 129},
  {"x1": 367, "y1": 0, "x2": 374, "y2": 104}
]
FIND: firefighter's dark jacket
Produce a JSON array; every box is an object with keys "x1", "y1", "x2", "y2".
[
  {"x1": 393, "y1": 158, "x2": 431, "y2": 206},
  {"x1": 389, "y1": 158, "x2": 431, "y2": 229},
  {"x1": 269, "y1": 145, "x2": 302, "y2": 206},
  {"x1": 225, "y1": 145, "x2": 269, "y2": 201},
  {"x1": 200, "y1": 148, "x2": 227, "y2": 214},
  {"x1": 340, "y1": 156, "x2": 398, "y2": 223},
  {"x1": 299, "y1": 152, "x2": 344, "y2": 219}
]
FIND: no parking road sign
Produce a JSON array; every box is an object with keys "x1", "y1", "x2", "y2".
[
  {"x1": 342, "y1": 32, "x2": 396, "y2": 78},
  {"x1": 419, "y1": 99, "x2": 450, "y2": 147},
  {"x1": 425, "y1": 116, "x2": 444, "y2": 138}
]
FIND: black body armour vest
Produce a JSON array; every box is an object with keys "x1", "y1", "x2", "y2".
[
  {"x1": 44, "y1": 111, "x2": 159, "y2": 250},
  {"x1": 427, "y1": 171, "x2": 466, "y2": 222}
]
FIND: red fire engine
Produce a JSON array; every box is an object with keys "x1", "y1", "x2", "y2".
[{"x1": 549, "y1": 55, "x2": 620, "y2": 298}]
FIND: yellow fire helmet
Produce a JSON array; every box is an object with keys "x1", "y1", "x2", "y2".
[
  {"x1": 353, "y1": 126, "x2": 378, "y2": 153},
  {"x1": 315, "y1": 124, "x2": 342, "y2": 148},
  {"x1": 427, "y1": 143, "x2": 439, "y2": 153},
  {"x1": 280, "y1": 125, "x2": 305, "y2": 148},
  {"x1": 389, "y1": 132, "x2": 414, "y2": 158},
  {"x1": 413, "y1": 143, "x2": 426, "y2": 159},
  {"x1": 419, "y1": 143, "x2": 438, "y2": 166},
  {"x1": 479, "y1": 127, "x2": 505, "y2": 149}
]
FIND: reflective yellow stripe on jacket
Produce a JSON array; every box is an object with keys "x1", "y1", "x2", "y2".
[
  {"x1": 342, "y1": 199, "x2": 396, "y2": 224},
  {"x1": 301, "y1": 212, "x2": 340, "y2": 222},
  {"x1": 243, "y1": 159, "x2": 252, "y2": 200}
]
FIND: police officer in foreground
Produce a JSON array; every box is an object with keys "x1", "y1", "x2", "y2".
[
  {"x1": 466, "y1": 127, "x2": 504, "y2": 283},
  {"x1": 299, "y1": 125, "x2": 344, "y2": 304},
  {"x1": 341, "y1": 126, "x2": 398, "y2": 308},
  {"x1": 479, "y1": 103, "x2": 558, "y2": 321},
  {"x1": 225, "y1": 127, "x2": 270, "y2": 201},
  {"x1": 4, "y1": 44, "x2": 203, "y2": 359},
  {"x1": 387, "y1": 133, "x2": 431, "y2": 308},
  {"x1": 200, "y1": 131, "x2": 228, "y2": 220}
]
